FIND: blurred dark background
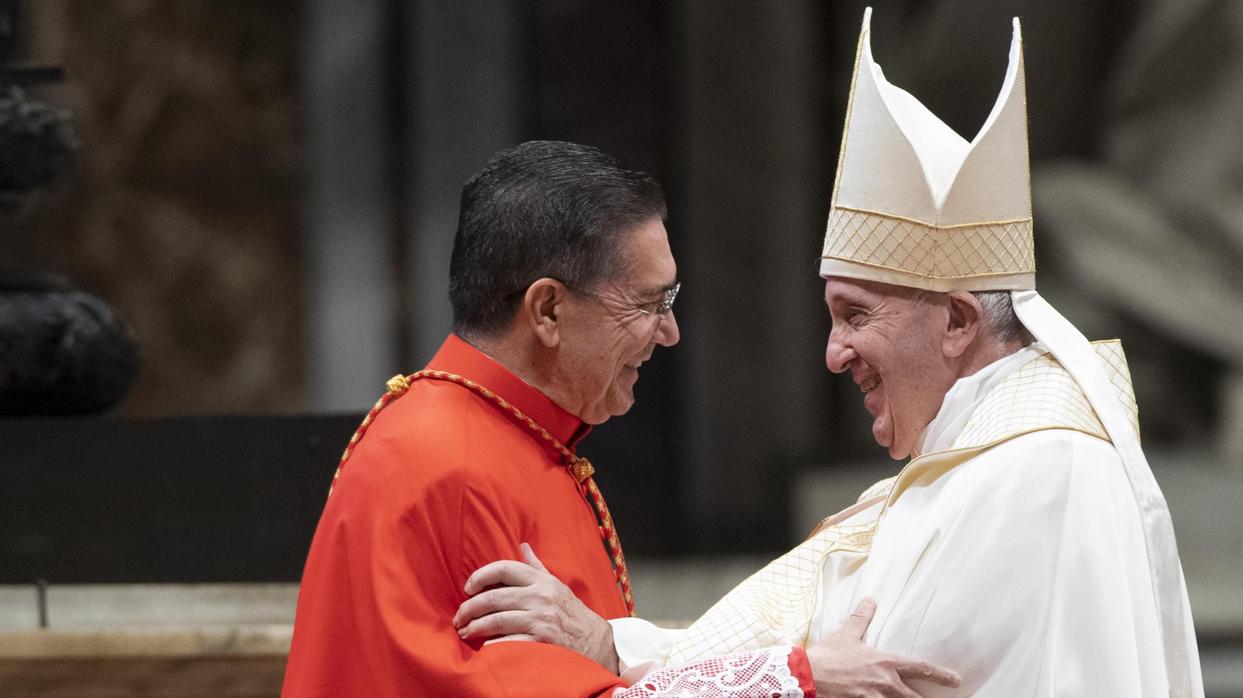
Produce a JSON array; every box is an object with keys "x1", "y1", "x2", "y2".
[
  {"x1": 2, "y1": 0, "x2": 1240, "y2": 583},
  {"x1": 5, "y1": 0, "x2": 1243, "y2": 694}
]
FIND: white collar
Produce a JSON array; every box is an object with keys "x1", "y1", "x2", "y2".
[{"x1": 914, "y1": 342, "x2": 1046, "y2": 457}]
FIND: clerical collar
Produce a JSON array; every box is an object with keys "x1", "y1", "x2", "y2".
[
  {"x1": 425, "y1": 334, "x2": 590, "y2": 451},
  {"x1": 914, "y1": 342, "x2": 1047, "y2": 457}
]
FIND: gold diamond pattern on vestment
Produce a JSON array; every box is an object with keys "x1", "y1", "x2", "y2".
[
  {"x1": 952, "y1": 340, "x2": 1138, "y2": 450},
  {"x1": 665, "y1": 516, "x2": 879, "y2": 666},
  {"x1": 822, "y1": 208, "x2": 1035, "y2": 280},
  {"x1": 660, "y1": 342, "x2": 1138, "y2": 665},
  {"x1": 1093, "y1": 340, "x2": 1140, "y2": 436}
]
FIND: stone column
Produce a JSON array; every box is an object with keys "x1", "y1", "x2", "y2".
[
  {"x1": 672, "y1": 1, "x2": 830, "y2": 548},
  {"x1": 305, "y1": 0, "x2": 398, "y2": 411},
  {"x1": 406, "y1": 1, "x2": 527, "y2": 365}
]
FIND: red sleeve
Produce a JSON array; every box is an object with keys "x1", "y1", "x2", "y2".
[
  {"x1": 283, "y1": 444, "x2": 627, "y2": 697},
  {"x1": 448, "y1": 475, "x2": 629, "y2": 696},
  {"x1": 610, "y1": 645, "x2": 816, "y2": 697}
]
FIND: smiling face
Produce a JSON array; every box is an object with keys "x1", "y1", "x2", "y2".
[
  {"x1": 823, "y1": 277, "x2": 958, "y2": 459},
  {"x1": 557, "y1": 217, "x2": 681, "y2": 424}
]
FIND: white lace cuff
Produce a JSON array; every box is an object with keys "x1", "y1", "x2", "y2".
[{"x1": 615, "y1": 644, "x2": 806, "y2": 697}]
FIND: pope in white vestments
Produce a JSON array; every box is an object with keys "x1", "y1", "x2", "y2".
[{"x1": 608, "y1": 9, "x2": 1204, "y2": 697}]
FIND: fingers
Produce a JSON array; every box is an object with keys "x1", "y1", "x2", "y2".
[
  {"x1": 894, "y1": 657, "x2": 962, "y2": 688},
  {"x1": 520, "y1": 542, "x2": 549, "y2": 573},
  {"x1": 453, "y1": 586, "x2": 523, "y2": 629},
  {"x1": 463, "y1": 559, "x2": 538, "y2": 596},
  {"x1": 888, "y1": 683, "x2": 921, "y2": 698},
  {"x1": 838, "y1": 596, "x2": 877, "y2": 640},
  {"x1": 457, "y1": 610, "x2": 531, "y2": 641}
]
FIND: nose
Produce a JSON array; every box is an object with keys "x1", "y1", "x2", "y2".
[
  {"x1": 825, "y1": 325, "x2": 856, "y2": 374},
  {"x1": 655, "y1": 308, "x2": 680, "y2": 347}
]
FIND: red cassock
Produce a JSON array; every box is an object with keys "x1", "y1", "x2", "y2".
[{"x1": 283, "y1": 335, "x2": 814, "y2": 697}]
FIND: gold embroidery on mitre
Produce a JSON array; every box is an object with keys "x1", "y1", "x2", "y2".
[
  {"x1": 823, "y1": 11, "x2": 1034, "y2": 290},
  {"x1": 821, "y1": 207, "x2": 1035, "y2": 281}
]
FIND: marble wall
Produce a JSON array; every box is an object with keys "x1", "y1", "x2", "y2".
[{"x1": 9, "y1": 1, "x2": 307, "y2": 415}]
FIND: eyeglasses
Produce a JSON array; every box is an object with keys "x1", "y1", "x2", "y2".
[{"x1": 565, "y1": 281, "x2": 681, "y2": 319}]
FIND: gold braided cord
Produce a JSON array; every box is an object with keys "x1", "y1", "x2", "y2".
[
  {"x1": 408, "y1": 369, "x2": 583, "y2": 467},
  {"x1": 326, "y1": 370, "x2": 634, "y2": 614},
  {"x1": 328, "y1": 391, "x2": 391, "y2": 497},
  {"x1": 399, "y1": 370, "x2": 635, "y2": 616}
]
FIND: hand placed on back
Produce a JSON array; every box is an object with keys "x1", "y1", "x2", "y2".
[
  {"x1": 806, "y1": 597, "x2": 961, "y2": 697},
  {"x1": 456, "y1": 549, "x2": 961, "y2": 696},
  {"x1": 454, "y1": 543, "x2": 620, "y2": 674}
]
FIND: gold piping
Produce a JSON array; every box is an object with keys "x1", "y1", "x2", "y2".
[
  {"x1": 829, "y1": 205, "x2": 1033, "y2": 231},
  {"x1": 830, "y1": 13, "x2": 869, "y2": 206},
  {"x1": 819, "y1": 255, "x2": 1035, "y2": 280}
]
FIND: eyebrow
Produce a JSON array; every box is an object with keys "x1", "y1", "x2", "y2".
[
  {"x1": 828, "y1": 292, "x2": 871, "y2": 312},
  {"x1": 637, "y1": 280, "x2": 678, "y2": 297}
]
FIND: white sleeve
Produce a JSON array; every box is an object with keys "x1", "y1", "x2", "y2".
[{"x1": 608, "y1": 617, "x2": 685, "y2": 684}]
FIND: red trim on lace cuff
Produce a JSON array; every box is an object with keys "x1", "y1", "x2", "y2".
[{"x1": 788, "y1": 646, "x2": 816, "y2": 698}]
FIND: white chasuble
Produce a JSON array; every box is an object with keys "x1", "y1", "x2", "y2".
[{"x1": 612, "y1": 341, "x2": 1203, "y2": 696}]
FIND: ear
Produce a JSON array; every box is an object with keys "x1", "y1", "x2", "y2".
[
  {"x1": 521, "y1": 278, "x2": 566, "y2": 348},
  {"x1": 943, "y1": 291, "x2": 983, "y2": 359}
]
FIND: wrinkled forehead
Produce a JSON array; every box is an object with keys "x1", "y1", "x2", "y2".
[
  {"x1": 823, "y1": 275, "x2": 923, "y2": 307},
  {"x1": 613, "y1": 218, "x2": 677, "y2": 291}
]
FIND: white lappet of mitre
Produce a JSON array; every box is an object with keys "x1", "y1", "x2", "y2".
[{"x1": 820, "y1": 8, "x2": 1196, "y2": 695}]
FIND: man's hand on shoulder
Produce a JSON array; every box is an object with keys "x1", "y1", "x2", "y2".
[
  {"x1": 454, "y1": 543, "x2": 620, "y2": 674},
  {"x1": 806, "y1": 597, "x2": 960, "y2": 697}
]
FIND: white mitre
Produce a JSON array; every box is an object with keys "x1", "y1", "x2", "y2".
[
  {"x1": 821, "y1": 9, "x2": 1032, "y2": 291},
  {"x1": 820, "y1": 9, "x2": 1196, "y2": 695}
]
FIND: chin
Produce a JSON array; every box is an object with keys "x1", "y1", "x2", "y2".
[
  {"x1": 581, "y1": 400, "x2": 634, "y2": 426},
  {"x1": 872, "y1": 432, "x2": 907, "y2": 461},
  {"x1": 610, "y1": 398, "x2": 636, "y2": 419}
]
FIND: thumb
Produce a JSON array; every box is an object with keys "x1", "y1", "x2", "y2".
[
  {"x1": 839, "y1": 597, "x2": 877, "y2": 640},
  {"x1": 520, "y1": 542, "x2": 549, "y2": 572}
]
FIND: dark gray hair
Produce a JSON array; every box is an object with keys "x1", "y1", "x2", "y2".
[{"x1": 448, "y1": 141, "x2": 666, "y2": 340}]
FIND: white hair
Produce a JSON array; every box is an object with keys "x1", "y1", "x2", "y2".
[{"x1": 971, "y1": 290, "x2": 1032, "y2": 345}]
